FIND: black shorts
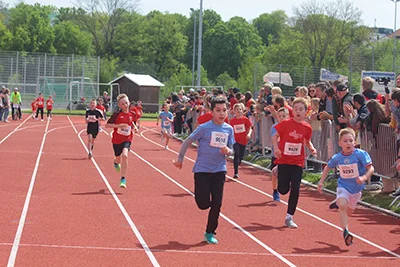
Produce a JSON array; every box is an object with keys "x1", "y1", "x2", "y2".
[
  {"x1": 113, "y1": 141, "x2": 131, "y2": 157},
  {"x1": 87, "y1": 126, "x2": 99, "y2": 139}
]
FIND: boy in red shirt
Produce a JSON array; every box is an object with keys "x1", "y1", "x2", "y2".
[
  {"x1": 35, "y1": 93, "x2": 45, "y2": 121},
  {"x1": 136, "y1": 100, "x2": 143, "y2": 129},
  {"x1": 46, "y1": 95, "x2": 54, "y2": 120},
  {"x1": 106, "y1": 94, "x2": 138, "y2": 188},
  {"x1": 229, "y1": 103, "x2": 252, "y2": 178},
  {"x1": 272, "y1": 98, "x2": 317, "y2": 228},
  {"x1": 31, "y1": 98, "x2": 37, "y2": 119}
]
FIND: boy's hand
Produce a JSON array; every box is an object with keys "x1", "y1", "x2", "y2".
[
  {"x1": 173, "y1": 160, "x2": 182, "y2": 169},
  {"x1": 356, "y1": 175, "x2": 367, "y2": 185},
  {"x1": 118, "y1": 123, "x2": 129, "y2": 129},
  {"x1": 220, "y1": 146, "x2": 230, "y2": 155},
  {"x1": 246, "y1": 134, "x2": 251, "y2": 141},
  {"x1": 311, "y1": 148, "x2": 317, "y2": 157},
  {"x1": 133, "y1": 125, "x2": 138, "y2": 133},
  {"x1": 274, "y1": 148, "x2": 282, "y2": 159},
  {"x1": 317, "y1": 182, "x2": 323, "y2": 194}
]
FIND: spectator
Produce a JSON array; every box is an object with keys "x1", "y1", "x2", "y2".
[
  {"x1": 365, "y1": 99, "x2": 390, "y2": 137},
  {"x1": 102, "y1": 91, "x2": 110, "y2": 111},
  {"x1": 11, "y1": 87, "x2": 22, "y2": 120},
  {"x1": 2, "y1": 88, "x2": 10, "y2": 122},
  {"x1": 244, "y1": 91, "x2": 256, "y2": 112},
  {"x1": 362, "y1": 77, "x2": 385, "y2": 104},
  {"x1": 308, "y1": 84, "x2": 317, "y2": 98},
  {"x1": 343, "y1": 94, "x2": 369, "y2": 130},
  {"x1": 263, "y1": 83, "x2": 273, "y2": 106},
  {"x1": 315, "y1": 82, "x2": 333, "y2": 120},
  {"x1": 333, "y1": 83, "x2": 352, "y2": 131},
  {"x1": 294, "y1": 86, "x2": 300, "y2": 97},
  {"x1": 171, "y1": 92, "x2": 183, "y2": 134}
]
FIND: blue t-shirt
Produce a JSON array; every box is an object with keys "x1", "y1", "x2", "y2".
[
  {"x1": 189, "y1": 120, "x2": 235, "y2": 173},
  {"x1": 159, "y1": 111, "x2": 174, "y2": 129},
  {"x1": 270, "y1": 122, "x2": 278, "y2": 154},
  {"x1": 327, "y1": 148, "x2": 372, "y2": 194}
]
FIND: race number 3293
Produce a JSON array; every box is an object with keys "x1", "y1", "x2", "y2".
[{"x1": 210, "y1": 132, "x2": 229, "y2": 148}]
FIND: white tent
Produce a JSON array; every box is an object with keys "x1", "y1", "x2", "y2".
[{"x1": 263, "y1": 72, "x2": 293, "y2": 86}]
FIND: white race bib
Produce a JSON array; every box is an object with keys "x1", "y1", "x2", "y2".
[
  {"x1": 38, "y1": 101, "x2": 43, "y2": 105},
  {"x1": 284, "y1": 142, "x2": 302, "y2": 156},
  {"x1": 117, "y1": 126, "x2": 131, "y2": 136},
  {"x1": 163, "y1": 120, "x2": 171, "y2": 127},
  {"x1": 234, "y1": 124, "x2": 246, "y2": 134},
  {"x1": 339, "y1": 163, "x2": 359, "y2": 179},
  {"x1": 210, "y1": 132, "x2": 229, "y2": 148},
  {"x1": 87, "y1": 115, "x2": 97, "y2": 122}
]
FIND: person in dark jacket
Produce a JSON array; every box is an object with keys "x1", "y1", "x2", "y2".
[{"x1": 362, "y1": 77, "x2": 385, "y2": 104}]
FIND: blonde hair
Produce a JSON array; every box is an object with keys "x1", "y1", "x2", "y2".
[
  {"x1": 362, "y1": 77, "x2": 374, "y2": 90},
  {"x1": 310, "y1": 98, "x2": 320, "y2": 108},
  {"x1": 117, "y1": 93, "x2": 128, "y2": 103},
  {"x1": 292, "y1": 97, "x2": 308, "y2": 110},
  {"x1": 233, "y1": 102, "x2": 245, "y2": 111},
  {"x1": 277, "y1": 107, "x2": 289, "y2": 115},
  {"x1": 299, "y1": 86, "x2": 308, "y2": 96},
  {"x1": 271, "y1": 86, "x2": 282, "y2": 95},
  {"x1": 339, "y1": 127, "x2": 356, "y2": 140}
]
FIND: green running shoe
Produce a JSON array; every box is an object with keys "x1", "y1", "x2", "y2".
[
  {"x1": 120, "y1": 178, "x2": 127, "y2": 188},
  {"x1": 204, "y1": 232, "x2": 218, "y2": 244},
  {"x1": 114, "y1": 162, "x2": 121, "y2": 172}
]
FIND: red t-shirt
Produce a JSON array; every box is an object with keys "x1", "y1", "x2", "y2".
[
  {"x1": 274, "y1": 118, "x2": 312, "y2": 167},
  {"x1": 46, "y1": 99, "x2": 53, "y2": 110},
  {"x1": 36, "y1": 97, "x2": 45, "y2": 108},
  {"x1": 107, "y1": 111, "x2": 137, "y2": 144},
  {"x1": 230, "y1": 116, "x2": 252, "y2": 145},
  {"x1": 284, "y1": 104, "x2": 294, "y2": 117},
  {"x1": 31, "y1": 101, "x2": 36, "y2": 111},
  {"x1": 230, "y1": 98, "x2": 238, "y2": 110},
  {"x1": 197, "y1": 112, "x2": 228, "y2": 125},
  {"x1": 136, "y1": 106, "x2": 143, "y2": 118},
  {"x1": 96, "y1": 104, "x2": 105, "y2": 112}
]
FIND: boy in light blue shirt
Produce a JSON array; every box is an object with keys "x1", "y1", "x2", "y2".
[
  {"x1": 318, "y1": 128, "x2": 374, "y2": 246},
  {"x1": 173, "y1": 96, "x2": 235, "y2": 245},
  {"x1": 157, "y1": 103, "x2": 174, "y2": 150}
]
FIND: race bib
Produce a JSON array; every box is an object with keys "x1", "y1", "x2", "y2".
[
  {"x1": 283, "y1": 142, "x2": 302, "y2": 156},
  {"x1": 38, "y1": 101, "x2": 43, "y2": 105},
  {"x1": 117, "y1": 126, "x2": 131, "y2": 136},
  {"x1": 234, "y1": 124, "x2": 246, "y2": 134},
  {"x1": 163, "y1": 120, "x2": 171, "y2": 127},
  {"x1": 210, "y1": 132, "x2": 229, "y2": 148},
  {"x1": 13, "y1": 104, "x2": 20, "y2": 109},
  {"x1": 339, "y1": 163, "x2": 359, "y2": 179},
  {"x1": 87, "y1": 115, "x2": 97, "y2": 122}
]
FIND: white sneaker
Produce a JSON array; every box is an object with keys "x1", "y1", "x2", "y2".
[
  {"x1": 165, "y1": 145, "x2": 169, "y2": 150},
  {"x1": 41, "y1": 119, "x2": 44, "y2": 121},
  {"x1": 285, "y1": 217, "x2": 298, "y2": 228}
]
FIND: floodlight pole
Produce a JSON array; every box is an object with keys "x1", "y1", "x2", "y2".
[
  {"x1": 196, "y1": 0, "x2": 203, "y2": 89},
  {"x1": 392, "y1": 0, "x2": 400, "y2": 73},
  {"x1": 191, "y1": 8, "x2": 197, "y2": 87}
]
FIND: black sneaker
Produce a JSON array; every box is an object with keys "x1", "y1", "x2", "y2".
[{"x1": 329, "y1": 200, "x2": 339, "y2": 210}]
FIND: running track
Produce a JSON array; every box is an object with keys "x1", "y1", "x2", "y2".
[{"x1": 0, "y1": 115, "x2": 399, "y2": 266}]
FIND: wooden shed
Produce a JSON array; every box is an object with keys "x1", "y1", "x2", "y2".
[{"x1": 109, "y1": 74, "x2": 164, "y2": 113}]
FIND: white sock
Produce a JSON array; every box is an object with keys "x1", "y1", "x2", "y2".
[{"x1": 286, "y1": 214, "x2": 293, "y2": 220}]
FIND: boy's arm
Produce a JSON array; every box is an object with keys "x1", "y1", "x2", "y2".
[
  {"x1": 318, "y1": 165, "x2": 332, "y2": 193},
  {"x1": 173, "y1": 137, "x2": 194, "y2": 169},
  {"x1": 357, "y1": 165, "x2": 374, "y2": 184},
  {"x1": 246, "y1": 127, "x2": 253, "y2": 141},
  {"x1": 272, "y1": 133, "x2": 281, "y2": 158},
  {"x1": 305, "y1": 139, "x2": 317, "y2": 156}
]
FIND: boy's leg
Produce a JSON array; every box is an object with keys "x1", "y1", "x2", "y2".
[
  {"x1": 87, "y1": 134, "x2": 93, "y2": 151},
  {"x1": 40, "y1": 108, "x2": 44, "y2": 120},
  {"x1": 120, "y1": 147, "x2": 129, "y2": 178},
  {"x1": 286, "y1": 165, "x2": 303, "y2": 216},
  {"x1": 233, "y1": 143, "x2": 240, "y2": 177},
  {"x1": 238, "y1": 143, "x2": 246, "y2": 165},
  {"x1": 277, "y1": 164, "x2": 291, "y2": 195},
  {"x1": 35, "y1": 108, "x2": 39, "y2": 119},
  {"x1": 194, "y1": 173, "x2": 211, "y2": 210},
  {"x1": 206, "y1": 172, "x2": 226, "y2": 234}
]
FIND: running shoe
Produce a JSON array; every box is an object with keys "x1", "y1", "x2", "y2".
[
  {"x1": 343, "y1": 228, "x2": 353, "y2": 246},
  {"x1": 91, "y1": 144, "x2": 94, "y2": 151},
  {"x1": 88, "y1": 152, "x2": 92, "y2": 159},
  {"x1": 390, "y1": 188, "x2": 400, "y2": 197},
  {"x1": 114, "y1": 162, "x2": 121, "y2": 172},
  {"x1": 204, "y1": 232, "x2": 218, "y2": 244},
  {"x1": 329, "y1": 200, "x2": 339, "y2": 210},
  {"x1": 273, "y1": 191, "x2": 280, "y2": 202},
  {"x1": 120, "y1": 178, "x2": 127, "y2": 188},
  {"x1": 233, "y1": 174, "x2": 239, "y2": 179},
  {"x1": 285, "y1": 217, "x2": 298, "y2": 228},
  {"x1": 165, "y1": 145, "x2": 169, "y2": 150}
]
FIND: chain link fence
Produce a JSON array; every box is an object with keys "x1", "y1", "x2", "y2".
[{"x1": 0, "y1": 50, "x2": 100, "y2": 109}]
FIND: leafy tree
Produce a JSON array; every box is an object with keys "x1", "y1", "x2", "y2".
[
  {"x1": 252, "y1": 10, "x2": 288, "y2": 46},
  {"x1": 53, "y1": 21, "x2": 93, "y2": 55},
  {"x1": 215, "y1": 72, "x2": 237, "y2": 89},
  {"x1": 55, "y1": 7, "x2": 85, "y2": 24},
  {"x1": 0, "y1": 20, "x2": 11, "y2": 50},
  {"x1": 8, "y1": 3, "x2": 56, "y2": 53}
]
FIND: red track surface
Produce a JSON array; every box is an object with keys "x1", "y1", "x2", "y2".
[{"x1": 1, "y1": 116, "x2": 399, "y2": 266}]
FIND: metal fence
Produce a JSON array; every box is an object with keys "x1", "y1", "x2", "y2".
[{"x1": 0, "y1": 50, "x2": 100, "y2": 109}]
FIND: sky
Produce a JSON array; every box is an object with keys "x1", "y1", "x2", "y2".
[{"x1": 3, "y1": 0, "x2": 399, "y2": 30}]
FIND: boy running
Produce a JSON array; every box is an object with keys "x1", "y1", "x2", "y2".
[
  {"x1": 46, "y1": 95, "x2": 54, "y2": 120},
  {"x1": 229, "y1": 103, "x2": 252, "y2": 178},
  {"x1": 106, "y1": 94, "x2": 138, "y2": 188},
  {"x1": 173, "y1": 96, "x2": 235, "y2": 244},
  {"x1": 157, "y1": 103, "x2": 174, "y2": 150},
  {"x1": 272, "y1": 98, "x2": 317, "y2": 228},
  {"x1": 31, "y1": 98, "x2": 37, "y2": 119},
  {"x1": 85, "y1": 99, "x2": 104, "y2": 159},
  {"x1": 270, "y1": 107, "x2": 289, "y2": 202},
  {"x1": 35, "y1": 93, "x2": 45, "y2": 121},
  {"x1": 318, "y1": 128, "x2": 374, "y2": 246}
]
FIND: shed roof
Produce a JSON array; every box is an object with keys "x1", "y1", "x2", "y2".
[{"x1": 109, "y1": 74, "x2": 164, "y2": 87}]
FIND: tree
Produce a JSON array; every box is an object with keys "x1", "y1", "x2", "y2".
[
  {"x1": 252, "y1": 10, "x2": 288, "y2": 46},
  {"x1": 8, "y1": 3, "x2": 56, "y2": 53},
  {"x1": 0, "y1": 20, "x2": 11, "y2": 50},
  {"x1": 291, "y1": 0, "x2": 370, "y2": 70},
  {"x1": 74, "y1": 0, "x2": 139, "y2": 58},
  {"x1": 55, "y1": 7, "x2": 86, "y2": 24},
  {"x1": 53, "y1": 21, "x2": 93, "y2": 55},
  {"x1": 215, "y1": 72, "x2": 237, "y2": 89}
]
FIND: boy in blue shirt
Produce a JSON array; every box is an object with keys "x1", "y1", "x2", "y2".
[
  {"x1": 173, "y1": 96, "x2": 235, "y2": 245},
  {"x1": 318, "y1": 128, "x2": 374, "y2": 246},
  {"x1": 157, "y1": 103, "x2": 174, "y2": 150}
]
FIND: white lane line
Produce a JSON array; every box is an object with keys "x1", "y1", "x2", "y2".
[
  {"x1": 67, "y1": 117, "x2": 160, "y2": 267},
  {"x1": 0, "y1": 242, "x2": 395, "y2": 260},
  {"x1": 100, "y1": 129, "x2": 295, "y2": 266},
  {"x1": 0, "y1": 116, "x2": 32, "y2": 145},
  {"x1": 7, "y1": 119, "x2": 55, "y2": 267},
  {"x1": 140, "y1": 127, "x2": 400, "y2": 259}
]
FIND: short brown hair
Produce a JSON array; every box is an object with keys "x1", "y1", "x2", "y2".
[
  {"x1": 292, "y1": 97, "x2": 308, "y2": 110},
  {"x1": 362, "y1": 77, "x2": 374, "y2": 91},
  {"x1": 233, "y1": 102, "x2": 245, "y2": 111},
  {"x1": 210, "y1": 96, "x2": 227, "y2": 110},
  {"x1": 339, "y1": 127, "x2": 356, "y2": 140},
  {"x1": 277, "y1": 107, "x2": 289, "y2": 115}
]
